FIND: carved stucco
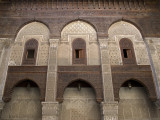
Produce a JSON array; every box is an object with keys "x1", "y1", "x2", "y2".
[
  {"x1": 9, "y1": 22, "x2": 50, "y2": 66},
  {"x1": 0, "y1": 38, "x2": 12, "y2": 101},
  {"x1": 58, "y1": 20, "x2": 100, "y2": 66},
  {"x1": 146, "y1": 38, "x2": 160, "y2": 99},
  {"x1": 61, "y1": 20, "x2": 97, "y2": 42},
  {"x1": 108, "y1": 21, "x2": 149, "y2": 65}
]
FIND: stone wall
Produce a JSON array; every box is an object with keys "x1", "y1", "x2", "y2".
[
  {"x1": 119, "y1": 87, "x2": 160, "y2": 120},
  {"x1": 59, "y1": 88, "x2": 101, "y2": 120},
  {"x1": 58, "y1": 20, "x2": 100, "y2": 66},
  {"x1": 9, "y1": 22, "x2": 50, "y2": 66},
  {"x1": 1, "y1": 87, "x2": 42, "y2": 120}
]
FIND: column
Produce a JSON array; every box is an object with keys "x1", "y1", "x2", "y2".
[
  {"x1": 0, "y1": 38, "x2": 12, "y2": 115},
  {"x1": 42, "y1": 39, "x2": 59, "y2": 120},
  {"x1": 99, "y1": 39, "x2": 118, "y2": 120}
]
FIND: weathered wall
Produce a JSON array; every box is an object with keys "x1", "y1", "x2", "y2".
[
  {"x1": 1, "y1": 87, "x2": 42, "y2": 120},
  {"x1": 119, "y1": 87, "x2": 160, "y2": 120},
  {"x1": 59, "y1": 88, "x2": 101, "y2": 120}
]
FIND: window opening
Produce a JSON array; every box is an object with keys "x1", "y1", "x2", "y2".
[
  {"x1": 123, "y1": 49, "x2": 132, "y2": 58},
  {"x1": 26, "y1": 49, "x2": 35, "y2": 59},
  {"x1": 75, "y1": 49, "x2": 83, "y2": 58}
]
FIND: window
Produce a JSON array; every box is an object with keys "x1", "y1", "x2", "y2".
[
  {"x1": 123, "y1": 49, "x2": 132, "y2": 58},
  {"x1": 120, "y1": 38, "x2": 136, "y2": 64},
  {"x1": 26, "y1": 49, "x2": 35, "y2": 59},
  {"x1": 72, "y1": 38, "x2": 86, "y2": 64},
  {"x1": 22, "y1": 39, "x2": 38, "y2": 65},
  {"x1": 75, "y1": 49, "x2": 83, "y2": 58}
]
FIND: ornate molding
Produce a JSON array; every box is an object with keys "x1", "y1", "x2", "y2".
[
  {"x1": 42, "y1": 102, "x2": 60, "y2": 118},
  {"x1": 99, "y1": 39, "x2": 108, "y2": 49},
  {"x1": 49, "y1": 39, "x2": 59, "y2": 49},
  {"x1": 101, "y1": 102, "x2": 118, "y2": 120},
  {"x1": 0, "y1": 38, "x2": 13, "y2": 48}
]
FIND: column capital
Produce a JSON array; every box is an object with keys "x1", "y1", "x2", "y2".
[
  {"x1": 99, "y1": 38, "x2": 108, "y2": 49},
  {"x1": 49, "y1": 39, "x2": 59, "y2": 48}
]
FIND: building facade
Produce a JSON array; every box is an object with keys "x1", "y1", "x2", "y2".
[{"x1": 0, "y1": 0, "x2": 160, "y2": 120}]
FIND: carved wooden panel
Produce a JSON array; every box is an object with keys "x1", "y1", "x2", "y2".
[
  {"x1": 111, "y1": 65, "x2": 157, "y2": 101},
  {"x1": 22, "y1": 39, "x2": 38, "y2": 65},
  {"x1": 120, "y1": 38, "x2": 136, "y2": 65},
  {"x1": 3, "y1": 66, "x2": 47, "y2": 102},
  {"x1": 57, "y1": 65, "x2": 103, "y2": 103}
]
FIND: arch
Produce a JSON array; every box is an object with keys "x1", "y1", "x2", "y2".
[
  {"x1": 117, "y1": 79, "x2": 154, "y2": 101},
  {"x1": 72, "y1": 38, "x2": 87, "y2": 64},
  {"x1": 22, "y1": 39, "x2": 38, "y2": 65},
  {"x1": 10, "y1": 79, "x2": 41, "y2": 99},
  {"x1": 61, "y1": 20, "x2": 97, "y2": 42},
  {"x1": 57, "y1": 78, "x2": 101, "y2": 103},
  {"x1": 1, "y1": 79, "x2": 42, "y2": 119},
  {"x1": 108, "y1": 21, "x2": 143, "y2": 41},
  {"x1": 65, "y1": 79, "x2": 97, "y2": 96},
  {"x1": 15, "y1": 21, "x2": 50, "y2": 42},
  {"x1": 61, "y1": 19, "x2": 98, "y2": 34},
  {"x1": 109, "y1": 19, "x2": 144, "y2": 38},
  {"x1": 59, "y1": 79, "x2": 101, "y2": 120}
]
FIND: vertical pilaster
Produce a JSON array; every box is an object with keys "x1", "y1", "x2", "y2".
[
  {"x1": 99, "y1": 39, "x2": 118, "y2": 120},
  {"x1": 0, "y1": 101, "x2": 4, "y2": 117},
  {"x1": 0, "y1": 38, "x2": 12, "y2": 101},
  {"x1": 42, "y1": 39, "x2": 59, "y2": 120}
]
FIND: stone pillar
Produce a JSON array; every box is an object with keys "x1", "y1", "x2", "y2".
[
  {"x1": 0, "y1": 38, "x2": 12, "y2": 101},
  {"x1": 99, "y1": 39, "x2": 118, "y2": 120},
  {"x1": 42, "y1": 102, "x2": 59, "y2": 120},
  {"x1": 101, "y1": 102, "x2": 118, "y2": 120},
  {"x1": 42, "y1": 39, "x2": 60, "y2": 120}
]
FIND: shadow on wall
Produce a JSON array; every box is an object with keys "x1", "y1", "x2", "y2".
[
  {"x1": 59, "y1": 80, "x2": 101, "y2": 120},
  {"x1": 1, "y1": 80, "x2": 42, "y2": 120},
  {"x1": 118, "y1": 80, "x2": 160, "y2": 120}
]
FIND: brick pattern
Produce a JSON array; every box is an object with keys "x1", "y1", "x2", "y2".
[
  {"x1": 5, "y1": 0, "x2": 156, "y2": 10},
  {"x1": 111, "y1": 65, "x2": 157, "y2": 101},
  {"x1": 56, "y1": 65, "x2": 103, "y2": 102},
  {"x1": 3, "y1": 66, "x2": 47, "y2": 102}
]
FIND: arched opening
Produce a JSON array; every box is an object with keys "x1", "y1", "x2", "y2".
[
  {"x1": 22, "y1": 39, "x2": 38, "y2": 65},
  {"x1": 59, "y1": 80, "x2": 101, "y2": 120},
  {"x1": 118, "y1": 80, "x2": 160, "y2": 120},
  {"x1": 1, "y1": 80, "x2": 42, "y2": 119},
  {"x1": 72, "y1": 39, "x2": 87, "y2": 65},
  {"x1": 119, "y1": 38, "x2": 136, "y2": 65}
]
